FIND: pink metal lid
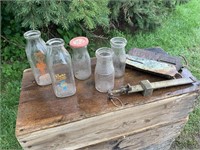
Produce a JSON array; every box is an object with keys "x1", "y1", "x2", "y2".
[{"x1": 69, "y1": 36, "x2": 89, "y2": 48}]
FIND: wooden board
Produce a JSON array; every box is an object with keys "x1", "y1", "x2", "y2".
[
  {"x1": 16, "y1": 58, "x2": 200, "y2": 150},
  {"x1": 80, "y1": 118, "x2": 188, "y2": 150},
  {"x1": 17, "y1": 92, "x2": 198, "y2": 150}
]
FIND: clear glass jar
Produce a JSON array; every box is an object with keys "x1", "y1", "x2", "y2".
[
  {"x1": 110, "y1": 37, "x2": 127, "y2": 78},
  {"x1": 46, "y1": 38, "x2": 76, "y2": 98},
  {"x1": 95, "y1": 47, "x2": 115, "y2": 93},
  {"x1": 69, "y1": 37, "x2": 91, "y2": 80},
  {"x1": 24, "y1": 30, "x2": 51, "y2": 86}
]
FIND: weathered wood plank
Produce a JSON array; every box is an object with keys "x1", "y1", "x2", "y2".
[
  {"x1": 16, "y1": 58, "x2": 200, "y2": 150},
  {"x1": 17, "y1": 93, "x2": 198, "y2": 150},
  {"x1": 16, "y1": 64, "x2": 199, "y2": 137},
  {"x1": 81, "y1": 118, "x2": 188, "y2": 150},
  {"x1": 143, "y1": 139, "x2": 174, "y2": 150}
]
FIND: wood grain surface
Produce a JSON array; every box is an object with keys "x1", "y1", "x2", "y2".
[
  {"x1": 17, "y1": 92, "x2": 198, "y2": 149},
  {"x1": 80, "y1": 118, "x2": 188, "y2": 150},
  {"x1": 15, "y1": 58, "x2": 200, "y2": 150}
]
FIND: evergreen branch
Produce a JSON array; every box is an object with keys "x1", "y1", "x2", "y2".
[
  {"x1": 1, "y1": 35, "x2": 24, "y2": 49},
  {"x1": 79, "y1": 24, "x2": 108, "y2": 40}
]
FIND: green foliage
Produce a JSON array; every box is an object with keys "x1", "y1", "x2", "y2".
[
  {"x1": 4, "y1": 0, "x2": 110, "y2": 30},
  {"x1": 67, "y1": 0, "x2": 110, "y2": 30},
  {"x1": 1, "y1": 2, "x2": 22, "y2": 35},
  {"x1": 3, "y1": 0, "x2": 189, "y2": 32},
  {"x1": 1, "y1": 2, "x2": 26, "y2": 63},
  {"x1": 1, "y1": 34, "x2": 26, "y2": 62},
  {"x1": 57, "y1": 25, "x2": 84, "y2": 47},
  {"x1": 110, "y1": 0, "x2": 190, "y2": 30},
  {"x1": 1, "y1": 61, "x2": 29, "y2": 81}
]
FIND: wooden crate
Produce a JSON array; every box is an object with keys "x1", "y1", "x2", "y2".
[{"x1": 16, "y1": 59, "x2": 200, "y2": 150}]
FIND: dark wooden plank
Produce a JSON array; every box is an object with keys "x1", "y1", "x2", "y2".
[{"x1": 16, "y1": 58, "x2": 200, "y2": 137}]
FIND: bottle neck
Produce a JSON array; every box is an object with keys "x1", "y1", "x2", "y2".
[
  {"x1": 24, "y1": 30, "x2": 41, "y2": 40},
  {"x1": 96, "y1": 57, "x2": 113, "y2": 65},
  {"x1": 26, "y1": 37, "x2": 41, "y2": 43},
  {"x1": 49, "y1": 45, "x2": 66, "y2": 54},
  {"x1": 46, "y1": 38, "x2": 66, "y2": 54},
  {"x1": 110, "y1": 37, "x2": 127, "y2": 47},
  {"x1": 111, "y1": 46, "x2": 126, "y2": 55},
  {"x1": 72, "y1": 47, "x2": 87, "y2": 55},
  {"x1": 111, "y1": 44, "x2": 126, "y2": 49},
  {"x1": 95, "y1": 47, "x2": 113, "y2": 64}
]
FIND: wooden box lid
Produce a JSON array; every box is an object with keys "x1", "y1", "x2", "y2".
[{"x1": 16, "y1": 59, "x2": 199, "y2": 136}]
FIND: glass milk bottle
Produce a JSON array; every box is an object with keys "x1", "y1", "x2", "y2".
[
  {"x1": 46, "y1": 38, "x2": 76, "y2": 98},
  {"x1": 110, "y1": 37, "x2": 127, "y2": 78},
  {"x1": 69, "y1": 37, "x2": 91, "y2": 80},
  {"x1": 24, "y1": 30, "x2": 51, "y2": 86},
  {"x1": 95, "y1": 47, "x2": 115, "y2": 93}
]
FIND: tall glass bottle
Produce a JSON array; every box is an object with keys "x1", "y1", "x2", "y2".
[
  {"x1": 95, "y1": 47, "x2": 115, "y2": 93},
  {"x1": 46, "y1": 38, "x2": 76, "y2": 98},
  {"x1": 69, "y1": 37, "x2": 91, "y2": 80},
  {"x1": 110, "y1": 37, "x2": 127, "y2": 78},
  {"x1": 24, "y1": 30, "x2": 51, "y2": 86}
]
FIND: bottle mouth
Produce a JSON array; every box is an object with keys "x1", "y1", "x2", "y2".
[
  {"x1": 24, "y1": 30, "x2": 41, "y2": 39},
  {"x1": 69, "y1": 36, "x2": 89, "y2": 49},
  {"x1": 110, "y1": 37, "x2": 127, "y2": 48},
  {"x1": 96, "y1": 47, "x2": 113, "y2": 59},
  {"x1": 46, "y1": 38, "x2": 65, "y2": 47}
]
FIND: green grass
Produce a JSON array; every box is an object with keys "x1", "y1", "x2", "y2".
[
  {"x1": 1, "y1": 62, "x2": 28, "y2": 149},
  {"x1": 1, "y1": 0, "x2": 200, "y2": 149},
  {"x1": 111, "y1": 0, "x2": 200, "y2": 149},
  {"x1": 112, "y1": 0, "x2": 200, "y2": 79},
  {"x1": 1, "y1": 81, "x2": 22, "y2": 149}
]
